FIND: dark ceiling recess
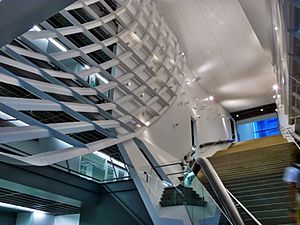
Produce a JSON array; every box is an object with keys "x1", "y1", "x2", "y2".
[
  {"x1": 230, "y1": 103, "x2": 277, "y2": 121},
  {"x1": 0, "y1": 187, "x2": 80, "y2": 215}
]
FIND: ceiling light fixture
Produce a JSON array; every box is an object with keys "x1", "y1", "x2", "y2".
[
  {"x1": 274, "y1": 26, "x2": 279, "y2": 31},
  {"x1": 139, "y1": 92, "x2": 145, "y2": 98},
  {"x1": 275, "y1": 109, "x2": 278, "y2": 112},
  {"x1": 153, "y1": 54, "x2": 159, "y2": 61},
  {"x1": 131, "y1": 32, "x2": 141, "y2": 42},
  {"x1": 125, "y1": 82, "x2": 131, "y2": 87},
  {"x1": 209, "y1": 96, "x2": 214, "y2": 101},
  {"x1": 180, "y1": 52, "x2": 185, "y2": 56},
  {"x1": 272, "y1": 84, "x2": 279, "y2": 91},
  {"x1": 236, "y1": 114, "x2": 239, "y2": 118},
  {"x1": 0, "y1": 202, "x2": 46, "y2": 214},
  {"x1": 260, "y1": 109, "x2": 264, "y2": 112}
]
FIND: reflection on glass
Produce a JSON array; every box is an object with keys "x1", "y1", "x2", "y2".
[{"x1": 183, "y1": 167, "x2": 232, "y2": 225}]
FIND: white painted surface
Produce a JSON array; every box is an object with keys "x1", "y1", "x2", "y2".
[
  {"x1": 195, "y1": 143, "x2": 233, "y2": 158},
  {"x1": 140, "y1": 78, "x2": 232, "y2": 159},
  {"x1": 54, "y1": 214, "x2": 80, "y2": 225},
  {"x1": 156, "y1": 0, "x2": 276, "y2": 112}
]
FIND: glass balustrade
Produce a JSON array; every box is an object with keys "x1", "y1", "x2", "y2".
[
  {"x1": 183, "y1": 166, "x2": 232, "y2": 225},
  {"x1": 139, "y1": 163, "x2": 232, "y2": 225}
]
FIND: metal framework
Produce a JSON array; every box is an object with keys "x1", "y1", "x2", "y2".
[{"x1": 0, "y1": 0, "x2": 186, "y2": 166}]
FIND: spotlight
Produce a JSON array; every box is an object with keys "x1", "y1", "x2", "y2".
[{"x1": 272, "y1": 84, "x2": 279, "y2": 91}]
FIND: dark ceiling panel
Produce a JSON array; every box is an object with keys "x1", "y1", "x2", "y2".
[
  {"x1": 230, "y1": 103, "x2": 277, "y2": 121},
  {"x1": 0, "y1": 0, "x2": 76, "y2": 47}
]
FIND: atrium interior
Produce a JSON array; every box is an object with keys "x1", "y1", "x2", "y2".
[{"x1": 0, "y1": 0, "x2": 298, "y2": 225}]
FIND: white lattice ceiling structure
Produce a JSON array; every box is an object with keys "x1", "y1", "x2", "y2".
[{"x1": 0, "y1": 0, "x2": 188, "y2": 165}]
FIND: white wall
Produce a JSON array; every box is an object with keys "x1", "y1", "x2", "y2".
[
  {"x1": 54, "y1": 214, "x2": 80, "y2": 225},
  {"x1": 140, "y1": 68, "x2": 231, "y2": 159}
]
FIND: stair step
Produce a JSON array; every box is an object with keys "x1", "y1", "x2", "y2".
[{"x1": 198, "y1": 137, "x2": 295, "y2": 224}]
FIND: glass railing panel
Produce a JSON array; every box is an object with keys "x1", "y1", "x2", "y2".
[{"x1": 183, "y1": 167, "x2": 232, "y2": 225}]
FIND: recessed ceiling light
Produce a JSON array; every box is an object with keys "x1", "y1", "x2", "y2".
[
  {"x1": 185, "y1": 79, "x2": 190, "y2": 84},
  {"x1": 180, "y1": 52, "x2": 185, "y2": 56},
  {"x1": 131, "y1": 32, "x2": 141, "y2": 42},
  {"x1": 274, "y1": 26, "x2": 279, "y2": 31},
  {"x1": 145, "y1": 121, "x2": 150, "y2": 126},
  {"x1": 272, "y1": 84, "x2": 279, "y2": 91},
  {"x1": 275, "y1": 109, "x2": 278, "y2": 112},
  {"x1": 125, "y1": 82, "x2": 131, "y2": 87},
  {"x1": 236, "y1": 114, "x2": 239, "y2": 117},
  {"x1": 197, "y1": 115, "x2": 200, "y2": 118},
  {"x1": 153, "y1": 54, "x2": 159, "y2": 61},
  {"x1": 273, "y1": 95, "x2": 276, "y2": 99},
  {"x1": 260, "y1": 109, "x2": 264, "y2": 112},
  {"x1": 209, "y1": 96, "x2": 214, "y2": 101},
  {"x1": 139, "y1": 92, "x2": 145, "y2": 98}
]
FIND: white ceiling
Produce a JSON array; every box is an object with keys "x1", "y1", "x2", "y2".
[{"x1": 156, "y1": 0, "x2": 276, "y2": 112}]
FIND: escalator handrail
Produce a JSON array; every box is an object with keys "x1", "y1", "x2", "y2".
[{"x1": 197, "y1": 157, "x2": 245, "y2": 225}]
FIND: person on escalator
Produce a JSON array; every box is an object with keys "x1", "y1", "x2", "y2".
[{"x1": 283, "y1": 151, "x2": 300, "y2": 224}]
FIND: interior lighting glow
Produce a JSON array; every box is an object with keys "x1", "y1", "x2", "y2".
[
  {"x1": 84, "y1": 65, "x2": 90, "y2": 69},
  {"x1": 236, "y1": 115, "x2": 239, "y2": 118},
  {"x1": 34, "y1": 211, "x2": 46, "y2": 219},
  {"x1": 0, "y1": 202, "x2": 46, "y2": 214},
  {"x1": 275, "y1": 109, "x2": 278, "y2": 112},
  {"x1": 153, "y1": 54, "x2": 159, "y2": 61},
  {"x1": 31, "y1": 25, "x2": 42, "y2": 32},
  {"x1": 272, "y1": 84, "x2": 279, "y2": 91},
  {"x1": 145, "y1": 121, "x2": 150, "y2": 126},
  {"x1": 197, "y1": 115, "x2": 200, "y2": 118},
  {"x1": 131, "y1": 32, "x2": 141, "y2": 42},
  {"x1": 274, "y1": 26, "x2": 279, "y2": 31},
  {"x1": 209, "y1": 96, "x2": 214, "y2": 101},
  {"x1": 139, "y1": 92, "x2": 145, "y2": 98},
  {"x1": 95, "y1": 73, "x2": 109, "y2": 84},
  {"x1": 31, "y1": 26, "x2": 68, "y2": 53},
  {"x1": 273, "y1": 95, "x2": 276, "y2": 99},
  {"x1": 49, "y1": 38, "x2": 67, "y2": 52},
  {"x1": 260, "y1": 109, "x2": 264, "y2": 112},
  {"x1": 180, "y1": 52, "x2": 185, "y2": 56},
  {"x1": 93, "y1": 151, "x2": 126, "y2": 168}
]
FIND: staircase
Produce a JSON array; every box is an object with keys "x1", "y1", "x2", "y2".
[
  {"x1": 160, "y1": 185, "x2": 206, "y2": 207},
  {"x1": 199, "y1": 135, "x2": 298, "y2": 225}
]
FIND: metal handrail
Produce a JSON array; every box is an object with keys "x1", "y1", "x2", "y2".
[
  {"x1": 226, "y1": 189, "x2": 262, "y2": 225},
  {"x1": 281, "y1": 127, "x2": 300, "y2": 150},
  {"x1": 199, "y1": 138, "x2": 234, "y2": 154},
  {"x1": 197, "y1": 157, "x2": 244, "y2": 225},
  {"x1": 152, "y1": 161, "x2": 183, "y2": 168},
  {"x1": 197, "y1": 157, "x2": 262, "y2": 225}
]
